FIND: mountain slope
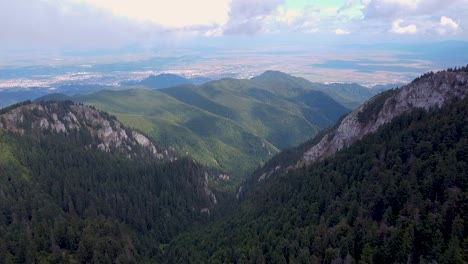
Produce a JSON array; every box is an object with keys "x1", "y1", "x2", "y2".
[
  {"x1": 59, "y1": 88, "x2": 278, "y2": 180},
  {"x1": 311, "y1": 82, "x2": 381, "y2": 109},
  {"x1": 0, "y1": 101, "x2": 217, "y2": 262},
  {"x1": 304, "y1": 70, "x2": 468, "y2": 164},
  {"x1": 164, "y1": 69, "x2": 468, "y2": 263},
  {"x1": 159, "y1": 78, "x2": 347, "y2": 147},
  {"x1": 252, "y1": 70, "x2": 380, "y2": 109},
  {"x1": 38, "y1": 73, "x2": 350, "y2": 180}
]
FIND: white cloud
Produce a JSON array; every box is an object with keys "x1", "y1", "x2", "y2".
[
  {"x1": 71, "y1": 0, "x2": 230, "y2": 27},
  {"x1": 222, "y1": 0, "x2": 285, "y2": 35},
  {"x1": 362, "y1": 0, "x2": 444, "y2": 18},
  {"x1": 390, "y1": 19, "x2": 417, "y2": 34},
  {"x1": 1, "y1": 0, "x2": 467, "y2": 52},
  {"x1": 204, "y1": 27, "x2": 224, "y2": 37},
  {"x1": 269, "y1": 5, "x2": 321, "y2": 33},
  {"x1": 435, "y1": 16, "x2": 461, "y2": 35},
  {"x1": 335, "y1": 28, "x2": 350, "y2": 35},
  {"x1": 440, "y1": 16, "x2": 459, "y2": 29},
  {"x1": 276, "y1": 7, "x2": 302, "y2": 24},
  {"x1": 0, "y1": 0, "x2": 160, "y2": 49}
]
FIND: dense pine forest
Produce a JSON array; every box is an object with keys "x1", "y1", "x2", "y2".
[
  {"x1": 165, "y1": 96, "x2": 468, "y2": 263},
  {"x1": 0, "y1": 103, "x2": 217, "y2": 263},
  {"x1": 0, "y1": 67, "x2": 467, "y2": 263}
]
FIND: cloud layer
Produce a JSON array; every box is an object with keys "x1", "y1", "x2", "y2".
[{"x1": 0, "y1": 0, "x2": 467, "y2": 51}]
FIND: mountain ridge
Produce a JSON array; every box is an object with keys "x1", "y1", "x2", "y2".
[
  {"x1": 0, "y1": 100, "x2": 222, "y2": 262},
  {"x1": 164, "y1": 67, "x2": 468, "y2": 263},
  {"x1": 0, "y1": 100, "x2": 176, "y2": 161},
  {"x1": 303, "y1": 69, "x2": 468, "y2": 164},
  {"x1": 35, "y1": 72, "x2": 351, "y2": 180}
]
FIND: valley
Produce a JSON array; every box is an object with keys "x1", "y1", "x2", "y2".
[
  {"x1": 34, "y1": 71, "x2": 362, "y2": 184},
  {"x1": 0, "y1": 66, "x2": 467, "y2": 263},
  {"x1": 2, "y1": 1, "x2": 468, "y2": 262}
]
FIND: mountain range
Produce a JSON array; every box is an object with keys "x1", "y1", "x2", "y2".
[
  {"x1": 36, "y1": 71, "x2": 355, "y2": 181},
  {"x1": 165, "y1": 67, "x2": 468, "y2": 263},
  {"x1": 0, "y1": 67, "x2": 466, "y2": 263},
  {"x1": 0, "y1": 71, "x2": 392, "y2": 109}
]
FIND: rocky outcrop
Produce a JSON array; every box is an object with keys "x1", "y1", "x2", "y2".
[
  {"x1": 203, "y1": 172, "x2": 218, "y2": 205},
  {"x1": 0, "y1": 101, "x2": 172, "y2": 159},
  {"x1": 258, "y1": 166, "x2": 281, "y2": 182},
  {"x1": 303, "y1": 70, "x2": 468, "y2": 163}
]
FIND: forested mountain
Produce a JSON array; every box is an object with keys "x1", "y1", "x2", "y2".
[
  {"x1": 251, "y1": 71, "x2": 385, "y2": 109},
  {"x1": 1, "y1": 68, "x2": 467, "y2": 263},
  {"x1": 0, "y1": 101, "x2": 218, "y2": 263},
  {"x1": 303, "y1": 69, "x2": 468, "y2": 164},
  {"x1": 36, "y1": 72, "x2": 350, "y2": 181},
  {"x1": 138, "y1": 73, "x2": 192, "y2": 89},
  {"x1": 310, "y1": 83, "x2": 380, "y2": 109},
  {"x1": 164, "y1": 68, "x2": 468, "y2": 263}
]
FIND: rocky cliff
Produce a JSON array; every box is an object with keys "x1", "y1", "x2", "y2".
[
  {"x1": 0, "y1": 101, "x2": 174, "y2": 160},
  {"x1": 303, "y1": 70, "x2": 468, "y2": 163}
]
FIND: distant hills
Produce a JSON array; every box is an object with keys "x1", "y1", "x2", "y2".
[
  {"x1": 139, "y1": 73, "x2": 192, "y2": 89},
  {"x1": 0, "y1": 84, "x2": 119, "y2": 108},
  {"x1": 1, "y1": 71, "x2": 397, "y2": 109},
  {"x1": 251, "y1": 70, "x2": 401, "y2": 109},
  {"x1": 35, "y1": 71, "x2": 354, "y2": 180}
]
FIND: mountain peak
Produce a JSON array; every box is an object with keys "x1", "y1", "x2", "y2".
[
  {"x1": 303, "y1": 69, "x2": 468, "y2": 163},
  {"x1": 140, "y1": 73, "x2": 192, "y2": 89},
  {"x1": 252, "y1": 70, "x2": 295, "y2": 81}
]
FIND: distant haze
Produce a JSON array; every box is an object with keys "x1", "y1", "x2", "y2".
[{"x1": 0, "y1": 0, "x2": 467, "y2": 86}]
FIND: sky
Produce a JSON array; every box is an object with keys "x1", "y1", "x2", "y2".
[
  {"x1": 1, "y1": 0, "x2": 467, "y2": 51},
  {"x1": 0, "y1": 0, "x2": 467, "y2": 85}
]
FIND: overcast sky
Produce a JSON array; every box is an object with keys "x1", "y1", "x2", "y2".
[{"x1": 1, "y1": 0, "x2": 467, "y2": 52}]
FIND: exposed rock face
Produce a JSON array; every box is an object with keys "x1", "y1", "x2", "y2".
[
  {"x1": 218, "y1": 173, "x2": 230, "y2": 180},
  {"x1": 303, "y1": 71, "x2": 468, "y2": 163},
  {"x1": 258, "y1": 165, "x2": 281, "y2": 182},
  {"x1": 203, "y1": 172, "x2": 218, "y2": 205},
  {"x1": 0, "y1": 101, "x2": 168, "y2": 159}
]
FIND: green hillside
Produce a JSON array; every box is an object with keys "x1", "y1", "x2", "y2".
[
  {"x1": 311, "y1": 82, "x2": 380, "y2": 109},
  {"x1": 252, "y1": 70, "x2": 380, "y2": 109},
  {"x1": 70, "y1": 88, "x2": 278, "y2": 179},
  {"x1": 44, "y1": 73, "x2": 350, "y2": 180},
  {"x1": 165, "y1": 95, "x2": 468, "y2": 263},
  {"x1": 0, "y1": 102, "x2": 217, "y2": 263}
]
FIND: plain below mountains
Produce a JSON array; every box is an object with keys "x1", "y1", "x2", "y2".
[{"x1": 121, "y1": 73, "x2": 211, "y2": 88}]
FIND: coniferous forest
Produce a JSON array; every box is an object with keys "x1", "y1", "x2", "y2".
[
  {"x1": 0, "y1": 118, "x2": 216, "y2": 263},
  {"x1": 2, "y1": 0, "x2": 468, "y2": 260},
  {"x1": 165, "y1": 96, "x2": 468, "y2": 263},
  {"x1": 0, "y1": 68, "x2": 467, "y2": 263}
]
